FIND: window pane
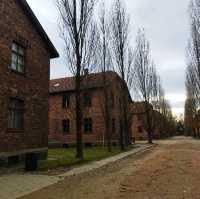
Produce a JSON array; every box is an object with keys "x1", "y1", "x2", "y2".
[
  {"x1": 11, "y1": 42, "x2": 25, "y2": 73},
  {"x1": 18, "y1": 56, "x2": 24, "y2": 65},
  {"x1": 66, "y1": 96, "x2": 70, "y2": 107},
  {"x1": 8, "y1": 110, "x2": 14, "y2": 128},
  {"x1": 11, "y1": 53, "x2": 17, "y2": 70},
  {"x1": 15, "y1": 111, "x2": 22, "y2": 129},
  {"x1": 62, "y1": 94, "x2": 67, "y2": 108},
  {"x1": 18, "y1": 56, "x2": 24, "y2": 72},
  {"x1": 12, "y1": 43, "x2": 18, "y2": 52},
  {"x1": 84, "y1": 118, "x2": 92, "y2": 133},
  {"x1": 18, "y1": 64, "x2": 24, "y2": 73},
  {"x1": 84, "y1": 93, "x2": 92, "y2": 107},
  {"x1": 11, "y1": 53, "x2": 17, "y2": 62},
  {"x1": 8, "y1": 99, "x2": 24, "y2": 129},
  {"x1": 63, "y1": 119, "x2": 70, "y2": 134},
  {"x1": 18, "y1": 46, "x2": 24, "y2": 55}
]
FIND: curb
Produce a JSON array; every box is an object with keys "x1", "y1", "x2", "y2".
[{"x1": 59, "y1": 144, "x2": 156, "y2": 178}]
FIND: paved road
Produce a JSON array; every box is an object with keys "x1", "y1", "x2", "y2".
[{"x1": 20, "y1": 136, "x2": 200, "y2": 199}]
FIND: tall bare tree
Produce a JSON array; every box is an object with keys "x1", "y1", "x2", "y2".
[
  {"x1": 185, "y1": 0, "x2": 200, "y2": 137},
  {"x1": 110, "y1": 0, "x2": 134, "y2": 149},
  {"x1": 185, "y1": 62, "x2": 199, "y2": 136},
  {"x1": 189, "y1": 0, "x2": 200, "y2": 82},
  {"x1": 57, "y1": 0, "x2": 97, "y2": 159},
  {"x1": 133, "y1": 29, "x2": 157, "y2": 144},
  {"x1": 97, "y1": 1, "x2": 113, "y2": 152}
]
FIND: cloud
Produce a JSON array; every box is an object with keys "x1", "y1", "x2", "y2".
[
  {"x1": 27, "y1": 0, "x2": 70, "y2": 78},
  {"x1": 27, "y1": 0, "x2": 190, "y2": 115},
  {"x1": 126, "y1": 0, "x2": 190, "y2": 114}
]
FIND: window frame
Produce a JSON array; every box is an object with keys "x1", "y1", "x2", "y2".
[
  {"x1": 84, "y1": 118, "x2": 93, "y2": 133},
  {"x1": 62, "y1": 119, "x2": 70, "y2": 134},
  {"x1": 62, "y1": 94, "x2": 70, "y2": 108},
  {"x1": 10, "y1": 41, "x2": 26, "y2": 74},
  {"x1": 83, "y1": 92, "x2": 92, "y2": 107},
  {"x1": 7, "y1": 98, "x2": 24, "y2": 131}
]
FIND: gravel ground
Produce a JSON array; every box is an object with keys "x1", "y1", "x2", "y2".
[{"x1": 19, "y1": 136, "x2": 200, "y2": 199}]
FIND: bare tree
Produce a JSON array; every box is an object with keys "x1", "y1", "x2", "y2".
[
  {"x1": 185, "y1": 62, "x2": 199, "y2": 136},
  {"x1": 184, "y1": 0, "x2": 200, "y2": 137},
  {"x1": 97, "y1": 1, "x2": 113, "y2": 152},
  {"x1": 184, "y1": 97, "x2": 197, "y2": 136},
  {"x1": 110, "y1": 0, "x2": 134, "y2": 149},
  {"x1": 133, "y1": 29, "x2": 156, "y2": 144},
  {"x1": 189, "y1": 0, "x2": 200, "y2": 82},
  {"x1": 57, "y1": 0, "x2": 97, "y2": 159}
]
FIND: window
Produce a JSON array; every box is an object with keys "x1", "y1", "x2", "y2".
[
  {"x1": 11, "y1": 42, "x2": 25, "y2": 73},
  {"x1": 8, "y1": 98, "x2": 24, "y2": 129},
  {"x1": 84, "y1": 93, "x2": 92, "y2": 107},
  {"x1": 84, "y1": 118, "x2": 92, "y2": 133},
  {"x1": 63, "y1": 119, "x2": 70, "y2": 134},
  {"x1": 62, "y1": 94, "x2": 70, "y2": 108}
]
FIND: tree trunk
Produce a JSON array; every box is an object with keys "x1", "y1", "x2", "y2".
[
  {"x1": 104, "y1": 87, "x2": 112, "y2": 152},
  {"x1": 120, "y1": 121, "x2": 125, "y2": 150},
  {"x1": 75, "y1": 62, "x2": 83, "y2": 160},
  {"x1": 145, "y1": 102, "x2": 153, "y2": 144}
]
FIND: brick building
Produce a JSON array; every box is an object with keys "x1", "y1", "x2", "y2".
[
  {"x1": 130, "y1": 102, "x2": 161, "y2": 141},
  {"x1": 130, "y1": 102, "x2": 150, "y2": 141},
  {"x1": 49, "y1": 71, "x2": 131, "y2": 146},
  {"x1": 0, "y1": 0, "x2": 58, "y2": 162}
]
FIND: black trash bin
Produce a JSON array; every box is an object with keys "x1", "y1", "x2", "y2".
[{"x1": 25, "y1": 153, "x2": 38, "y2": 171}]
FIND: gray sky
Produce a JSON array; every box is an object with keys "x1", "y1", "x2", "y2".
[{"x1": 27, "y1": 0, "x2": 191, "y2": 116}]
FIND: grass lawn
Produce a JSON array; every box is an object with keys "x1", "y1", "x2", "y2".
[{"x1": 39, "y1": 146, "x2": 133, "y2": 170}]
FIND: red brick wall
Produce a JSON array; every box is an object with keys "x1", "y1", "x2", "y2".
[
  {"x1": 49, "y1": 75, "x2": 129, "y2": 145},
  {"x1": 131, "y1": 114, "x2": 148, "y2": 140},
  {"x1": 130, "y1": 103, "x2": 163, "y2": 141},
  {"x1": 0, "y1": 0, "x2": 50, "y2": 154}
]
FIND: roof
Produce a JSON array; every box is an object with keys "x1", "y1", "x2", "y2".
[
  {"x1": 50, "y1": 71, "x2": 119, "y2": 94},
  {"x1": 17, "y1": 0, "x2": 59, "y2": 58}
]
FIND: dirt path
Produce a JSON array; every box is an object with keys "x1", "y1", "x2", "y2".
[{"x1": 20, "y1": 137, "x2": 200, "y2": 199}]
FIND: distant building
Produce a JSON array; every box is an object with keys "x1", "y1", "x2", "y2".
[
  {"x1": 49, "y1": 71, "x2": 131, "y2": 146},
  {"x1": 0, "y1": 0, "x2": 58, "y2": 164},
  {"x1": 130, "y1": 102, "x2": 162, "y2": 141},
  {"x1": 130, "y1": 102, "x2": 152, "y2": 141}
]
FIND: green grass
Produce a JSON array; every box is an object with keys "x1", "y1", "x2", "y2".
[{"x1": 39, "y1": 146, "x2": 132, "y2": 170}]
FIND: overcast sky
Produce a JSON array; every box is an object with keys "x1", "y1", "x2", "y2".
[{"x1": 27, "y1": 0, "x2": 191, "y2": 116}]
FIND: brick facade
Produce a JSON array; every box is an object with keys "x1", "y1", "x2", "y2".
[
  {"x1": 130, "y1": 102, "x2": 150, "y2": 141},
  {"x1": 130, "y1": 102, "x2": 162, "y2": 141},
  {"x1": 0, "y1": 0, "x2": 58, "y2": 158},
  {"x1": 49, "y1": 71, "x2": 131, "y2": 146}
]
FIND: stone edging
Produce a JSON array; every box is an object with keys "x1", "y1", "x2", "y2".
[{"x1": 59, "y1": 144, "x2": 156, "y2": 178}]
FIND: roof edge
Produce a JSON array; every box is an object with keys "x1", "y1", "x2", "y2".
[{"x1": 17, "y1": 0, "x2": 59, "y2": 58}]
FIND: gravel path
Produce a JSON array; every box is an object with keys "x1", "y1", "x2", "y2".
[
  {"x1": 19, "y1": 136, "x2": 200, "y2": 199},
  {"x1": 0, "y1": 145, "x2": 152, "y2": 199}
]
